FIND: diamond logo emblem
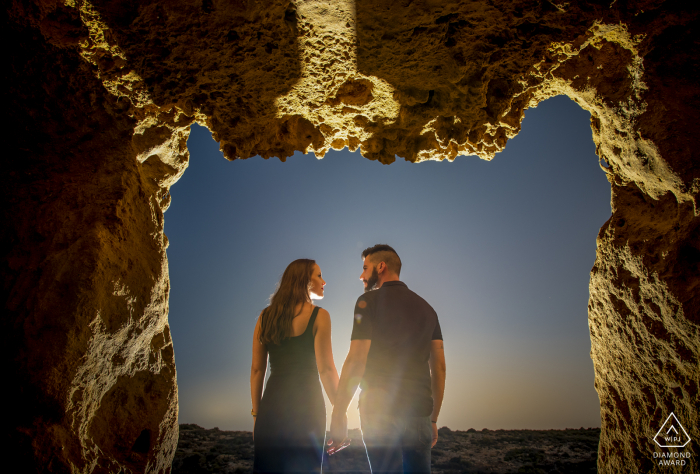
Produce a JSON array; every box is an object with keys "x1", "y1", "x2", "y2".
[{"x1": 653, "y1": 413, "x2": 691, "y2": 448}]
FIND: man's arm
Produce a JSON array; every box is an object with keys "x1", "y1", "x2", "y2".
[
  {"x1": 327, "y1": 339, "x2": 371, "y2": 452},
  {"x1": 429, "y1": 339, "x2": 446, "y2": 447}
]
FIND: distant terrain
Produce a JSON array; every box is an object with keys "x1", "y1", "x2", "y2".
[{"x1": 172, "y1": 424, "x2": 599, "y2": 473}]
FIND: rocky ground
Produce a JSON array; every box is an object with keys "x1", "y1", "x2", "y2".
[{"x1": 172, "y1": 424, "x2": 599, "y2": 473}]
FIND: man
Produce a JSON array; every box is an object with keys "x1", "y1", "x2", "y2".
[{"x1": 328, "y1": 244, "x2": 446, "y2": 474}]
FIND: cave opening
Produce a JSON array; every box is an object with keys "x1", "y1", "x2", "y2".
[
  {"x1": 165, "y1": 95, "x2": 610, "y2": 433},
  {"x1": 7, "y1": 1, "x2": 699, "y2": 471}
]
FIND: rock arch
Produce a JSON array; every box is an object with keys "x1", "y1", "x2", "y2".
[{"x1": 4, "y1": 0, "x2": 698, "y2": 472}]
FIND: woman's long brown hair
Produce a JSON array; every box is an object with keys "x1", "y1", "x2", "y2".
[{"x1": 258, "y1": 259, "x2": 316, "y2": 345}]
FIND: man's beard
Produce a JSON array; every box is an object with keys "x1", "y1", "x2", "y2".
[{"x1": 364, "y1": 267, "x2": 379, "y2": 293}]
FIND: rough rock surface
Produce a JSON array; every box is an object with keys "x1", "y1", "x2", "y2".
[{"x1": 4, "y1": 0, "x2": 698, "y2": 473}]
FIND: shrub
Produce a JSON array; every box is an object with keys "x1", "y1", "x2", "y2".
[
  {"x1": 517, "y1": 465, "x2": 547, "y2": 474},
  {"x1": 504, "y1": 448, "x2": 545, "y2": 464}
]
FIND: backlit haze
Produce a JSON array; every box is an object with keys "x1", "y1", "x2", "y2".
[{"x1": 165, "y1": 96, "x2": 610, "y2": 432}]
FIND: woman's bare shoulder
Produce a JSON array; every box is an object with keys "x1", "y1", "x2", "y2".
[{"x1": 314, "y1": 307, "x2": 331, "y2": 324}]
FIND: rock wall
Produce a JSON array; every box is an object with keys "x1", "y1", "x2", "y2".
[
  {"x1": 4, "y1": 2, "x2": 184, "y2": 472},
  {"x1": 4, "y1": 0, "x2": 698, "y2": 472}
]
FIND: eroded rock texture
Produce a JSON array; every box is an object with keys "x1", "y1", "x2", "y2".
[{"x1": 4, "y1": 0, "x2": 698, "y2": 472}]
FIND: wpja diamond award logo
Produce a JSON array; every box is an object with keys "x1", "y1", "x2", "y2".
[{"x1": 652, "y1": 413, "x2": 692, "y2": 467}]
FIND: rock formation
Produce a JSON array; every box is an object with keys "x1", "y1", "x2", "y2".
[{"x1": 4, "y1": 0, "x2": 698, "y2": 472}]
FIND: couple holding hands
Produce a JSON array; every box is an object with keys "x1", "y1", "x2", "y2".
[{"x1": 251, "y1": 244, "x2": 446, "y2": 474}]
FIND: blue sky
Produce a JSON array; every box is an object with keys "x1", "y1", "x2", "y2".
[{"x1": 165, "y1": 95, "x2": 610, "y2": 431}]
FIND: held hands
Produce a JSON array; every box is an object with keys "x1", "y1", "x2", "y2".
[
  {"x1": 431, "y1": 422, "x2": 438, "y2": 448},
  {"x1": 326, "y1": 412, "x2": 350, "y2": 455}
]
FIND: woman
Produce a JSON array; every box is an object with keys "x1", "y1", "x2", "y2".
[{"x1": 251, "y1": 259, "x2": 339, "y2": 473}]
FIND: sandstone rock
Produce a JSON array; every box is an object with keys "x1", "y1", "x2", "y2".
[{"x1": 4, "y1": 0, "x2": 698, "y2": 472}]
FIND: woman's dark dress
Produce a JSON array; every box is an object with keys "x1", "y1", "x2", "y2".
[{"x1": 254, "y1": 306, "x2": 326, "y2": 473}]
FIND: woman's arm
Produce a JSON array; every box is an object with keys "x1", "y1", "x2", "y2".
[
  {"x1": 314, "y1": 308, "x2": 339, "y2": 405},
  {"x1": 250, "y1": 313, "x2": 268, "y2": 426}
]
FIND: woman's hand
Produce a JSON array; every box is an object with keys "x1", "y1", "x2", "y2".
[{"x1": 327, "y1": 412, "x2": 350, "y2": 455}]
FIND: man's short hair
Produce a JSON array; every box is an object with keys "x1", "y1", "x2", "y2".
[{"x1": 362, "y1": 244, "x2": 402, "y2": 276}]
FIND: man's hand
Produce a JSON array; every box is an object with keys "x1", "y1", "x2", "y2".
[
  {"x1": 327, "y1": 340, "x2": 370, "y2": 454},
  {"x1": 326, "y1": 412, "x2": 350, "y2": 455},
  {"x1": 431, "y1": 422, "x2": 438, "y2": 447}
]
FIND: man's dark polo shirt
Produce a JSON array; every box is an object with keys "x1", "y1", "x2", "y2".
[{"x1": 351, "y1": 281, "x2": 442, "y2": 416}]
